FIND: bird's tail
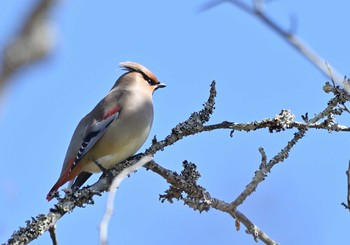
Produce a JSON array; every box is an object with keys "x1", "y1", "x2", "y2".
[{"x1": 46, "y1": 157, "x2": 80, "y2": 201}]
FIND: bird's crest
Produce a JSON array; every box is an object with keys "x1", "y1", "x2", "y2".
[{"x1": 120, "y1": 61, "x2": 159, "y2": 86}]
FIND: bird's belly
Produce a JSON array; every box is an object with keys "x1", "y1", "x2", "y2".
[
  {"x1": 83, "y1": 153, "x2": 122, "y2": 173},
  {"x1": 82, "y1": 128, "x2": 150, "y2": 173}
]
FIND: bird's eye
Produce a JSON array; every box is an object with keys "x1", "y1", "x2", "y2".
[
  {"x1": 142, "y1": 73, "x2": 157, "y2": 86},
  {"x1": 138, "y1": 70, "x2": 158, "y2": 86},
  {"x1": 147, "y1": 78, "x2": 157, "y2": 86}
]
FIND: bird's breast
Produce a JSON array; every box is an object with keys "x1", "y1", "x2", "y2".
[{"x1": 81, "y1": 98, "x2": 153, "y2": 173}]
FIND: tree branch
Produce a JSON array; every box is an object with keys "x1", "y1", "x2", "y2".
[
  {"x1": 151, "y1": 160, "x2": 278, "y2": 244},
  {"x1": 6, "y1": 78, "x2": 350, "y2": 245},
  {"x1": 4, "y1": 1, "x2": 350, "y2": 245},
  {"x1": 231, "y1": 128, "x2": 307, "y2": 208},
  {"x1": 201, "y1": 0, "x2": 345, "y2": 88},
  {"x1": 0, "y1": 0, "x2": 56, "y2": 95},
  {"x1": 99, "y1": 155, "x2": 153, "y2": 245},
  {"x1": 341, "y1": 162, "x2": 350, "y2": 211},
  {"x1": 5, "y1": 80, "x2": 217, "y2": 245}
]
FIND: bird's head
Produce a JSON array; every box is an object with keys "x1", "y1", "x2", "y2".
[{"x1": 119, "y1": 61, "x2": 166, "y2": 93}]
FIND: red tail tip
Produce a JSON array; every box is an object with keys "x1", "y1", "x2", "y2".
[{"x1": 46, "y1": 192, "x2": 54, "y2": 201}]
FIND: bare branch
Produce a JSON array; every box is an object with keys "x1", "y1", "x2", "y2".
[
  {"x1": 341, "y1": 162, "x2": 350, "y2": 211},
  {"x1": 99, "y1": 155, "x2": 153, "y2": 245},
  {"x1": 233, "y1": 210, "x2": 278, "y2": 245},
  {"x1": 6, "y1": 156, "x2": 149, "y2": 245},
  {"x1": 204, "y1": 85, "x2": 350, "y2": 133},
  {"x1": 258, "y1": 147, "x2": 267, "y2": 167},
  {"x1": 10, "y1": 80, "x2": 270, "y2": 244},
  {"x1": 231, "y1": 127, "x2": 307, "y2": 208},
  {"x1": 7, "y1": 76, "x2": 350, "y2": 244},
  {"x1": 229, "y1": 82, "x2": 350, "y2": 210},
  {"x1": 202, "y1": 0, "x2": 344, "y2": 87},
  {"x1": 146, "y1": 80, "x2": 217, "y2": 154},
  {"x1": 150, "y1": 160, "x2": 279, "y2": 244},
  {"x1": 48, "y1": 225, "x2": 58, "y2": 245},
  {"x1": 0, "y1": 0, "x2": 56, "y2": 94}
]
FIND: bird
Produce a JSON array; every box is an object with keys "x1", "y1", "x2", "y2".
[{"x1": 46, "y1": 61, "x2": 165, "y2": 201}]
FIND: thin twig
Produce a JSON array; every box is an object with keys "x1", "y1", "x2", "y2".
[
  {"x1": 0, "y1": 0, "x2": 56, "y2": 94},
  {"x1": 341, "y1": 162, "x2": 350, "y2": 210},
  {"x1": 231, "y1": 127, "x2": 307, "y2": 208},
  {"x1": 202, "y1": 0, "x2": 344, "y2": 87},
  {"x1": 99, "y1": 155, "x2": 153, "y2": 245},
  {"x1": 347, "y1": 162, "x2": 350, "y2": 209},
  {"x1": 229, "y1": 81, "x2": 349, "y2": 208},
  {"x1": 148, "y1": 160, "x2": 279, "y2": 244},
  {"x1": 146, "y1": 80, "x2": 217, "y2": 155},
  {"x1": 48, "y1": 225, "x2": 58, "y2": 245}
]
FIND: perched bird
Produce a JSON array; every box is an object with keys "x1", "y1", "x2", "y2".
[{"x1": 46, "y1": 62, "x2": 165, "y2": 201}]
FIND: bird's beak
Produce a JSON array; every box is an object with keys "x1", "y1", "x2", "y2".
[{"x1": 156, "y1": 82, "x2": 166, "y2": 90}]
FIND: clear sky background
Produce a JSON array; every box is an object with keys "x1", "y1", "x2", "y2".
[{"x1": 1, "y1": 1, "x2": 350, "y2": 244}]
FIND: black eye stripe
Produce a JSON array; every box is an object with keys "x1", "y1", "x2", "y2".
[{"x1": 140, "y1": 71, "x2": 157, "y2": 85}]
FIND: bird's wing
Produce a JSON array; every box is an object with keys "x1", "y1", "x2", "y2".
[
  {"x1": 68, "y1": 105, "x2": 121, "y2": 174},
  {"x1": 46, "y1": 89, "x2": 125, "y2": 201},
  {"x1": 60, "y1": 89, "x2": 124, "y2": 177},
  {"x1": 46, "y1": 104, "x2": 121, "y2": 201}
]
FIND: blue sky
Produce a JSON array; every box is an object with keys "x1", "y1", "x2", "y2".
[{"x1": 1, "y1": 0, "x2": 350, "y2": 244}]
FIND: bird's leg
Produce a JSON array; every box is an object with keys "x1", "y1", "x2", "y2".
[{"x1": 94, "y1": 160, "x2": 114, "y2": 185}]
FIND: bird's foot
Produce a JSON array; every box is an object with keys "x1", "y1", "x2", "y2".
[{"x1": 94, "y1": 161, "x2": 114, "y2": 185}]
